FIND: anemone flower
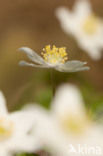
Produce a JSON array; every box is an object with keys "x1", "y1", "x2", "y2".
[
  {"x1": 0, "y1": 91, "x2": 41, "y2": 156},
  {"x1": 30, "y1": 84, "x2": 103, "y2": 156},
  {"x1": 19, "y1": 45, "x2": 89, "y2": 72},
  {"x1": 56, "y1": 0, "x2": 103, "y2": 60}
]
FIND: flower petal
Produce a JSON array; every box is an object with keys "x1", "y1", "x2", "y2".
[
  {"x1": 6, "y1": 135, "x2": 42, "y2": 153},
  {"x1": 0, "y1": 150, "x2": 10, "y2": 156},
  {"x1": 51, "y1": 84, "x2": 86, "y2": 118},
  {"x1": 8, "y1": 105, "x2": 47, "y2": 153},
  {"x1": 64, "y1": 60, "x2": 87, "y2": 67},
  {"x1": 19, "y1": 60, "x2": 49, "y2": 68},
  {"x1": 19, "y1": 47, "x2": 45, "y2": 65},
  {"x1": 55, "y1": 60, "x2": 90, "y2": 72},
  {"x1": 56, "y1": 66, "x2": 90, "y2": 72},
  {"x1": 0, "y1": 91, "x2": 8, "y2": 115},
  {"x1": 23, "y1": 105, "x2": 67, "y2": 156},
  {"x1": 55, "y1": 7, "x2": 75, "y2": 34},
  {"x1": 9, "y1": 110, "x2": 40, "y2": 135},
  {"x1": 73, "y1": 0, "x2": 91, "y2": 19},
  {"x1": 84, "y1": 47, "x2": 102, "y2": 60},
  {"x1": 78, "y1": 36, "x2": 103, "y2": 60}
]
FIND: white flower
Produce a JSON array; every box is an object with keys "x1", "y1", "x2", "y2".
[
  {"x1": 19, "y1": 45, "x2": 89, "y2": 72},
  {"x1": 56, "y1": 0, "x2": 103, "y2": 60},
  {"x1": 31, "y1": 84, "x2": 103, "y2": 156},
  {"x1": 0, "y1": 91, "x2": 41, "y2": 156}
]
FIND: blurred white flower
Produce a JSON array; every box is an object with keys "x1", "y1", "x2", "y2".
[
  {"x1": 0, "y1": 91, "x2": 41, "y2": 156},
  {"x1": 19, "y1": 45, "x2": 89, "y2": 72},
  {"x1": 31, "y1": 84, "x2": 103, "y2": 156},
  {"x1": 56, "y1": 0, "x2": 103, "y2": 60}
]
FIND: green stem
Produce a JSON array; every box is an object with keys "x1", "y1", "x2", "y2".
[
  {"x1": 50, "y1": 69, "x2": 55, "y2": 96},
  {"x1": 36, "y1": 70, "x2": 55, "y2": 156}
]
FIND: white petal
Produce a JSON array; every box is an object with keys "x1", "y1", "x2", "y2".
[
  {"x1": 0, "y1": 91, "x2": 8, "y2": 115},
  {"x1": 55, "y1": 7, "x2": 75, "y2": 34},
  {"x1": 55, "y1": 0, "x2": 91, "y2": 35},
  {"x1": 22, "y1": 105, "x2": 66, "y2": 154},
  {"x1": 9, "y1": 104, "x2": 51, "y2": 140},
  {"x1": 77, "y1": 34, "x2": 103, "y2": 60},
  {"x1": 64, "y1": 60, "x2": 87, "y2": 67},
  {"x1": 55, "y1": 61, "x2": 90, "y2": 72},
  {"x1": 84, "y1": 47, "x2": 102, "y2": 60},
  {"x1": 8, "y1": 106, "x2": 45, "y2": 152},
  {"x1": 19, "y1": 47, "x2": 45, "y2": 64},
  {"x1": 0, "y1": 150, "x2": 10, "y2": 156},
  {"x1": 19, "y1": 60, "x2": 37, "y2": 67},
  {"x1": 22, "y1": 105, "x2": 61, "y2": 153},
  {"x1": 51, "y1": 84, "x2": 87, "y2": 118},
  {"x1": 25, "y1": 106, "x2": 68, "y2": 155},
  {"x1": 9, "y1": 110, "x2": 38, "y2": 135},
  {"x1": 85, "y1": 125, "x2": 103, "y2": 148},
  {"x1": 6, "y1": 135, "x2": 42, "y2": 153},
  {"x1": 73, "y1": 0, "x2": 91, "y2": 19},
  {"x1": 19, "y1": 60, "x2": 49, "y2": 68}
]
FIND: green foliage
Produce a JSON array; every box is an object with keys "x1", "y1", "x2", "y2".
[
  {"x1": 35, "y1": 87, "x2": 52, "y2": 109},
  {"x1": 80, "y1": 79, "x2": 103, "y2": 121},
  {"x1": 16, "y1": 153, "x2": 38, "y2": 156}
]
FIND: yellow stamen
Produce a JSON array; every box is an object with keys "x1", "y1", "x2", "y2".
[
  {"x1": 41, "y1": 45, "x2": 68, "y2": 65},
  {"x1": 0, "y1": 118, "x2": 14, "y2": 141},
  {"x1": 82, "y1": 14, "x2": 99, "y2": 35},
  {"x1": 60, "y1": 115, "x2": 88, "y2": 136}
]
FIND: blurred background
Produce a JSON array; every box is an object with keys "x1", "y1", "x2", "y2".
[{"x1": 0, "y1": 0, "x2": 103, "y2": 117}]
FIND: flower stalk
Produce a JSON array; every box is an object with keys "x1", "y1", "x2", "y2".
[{"x1": 50, "y1": 69, "x2": 55, "y2": 96}]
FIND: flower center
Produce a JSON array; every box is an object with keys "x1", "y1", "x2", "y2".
[
  {"x1": 82, "y1": 14, "x2": 99, "y2": 35},
  {"x1": 41, "y1": 45, "x2": 68, "y2": 65},
  {"x1": 0, "y1": 118, "x2": 14, "y2": 141},
  {"x1": 60, "y1": 115, "x2": 88, "y2": 136}
]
